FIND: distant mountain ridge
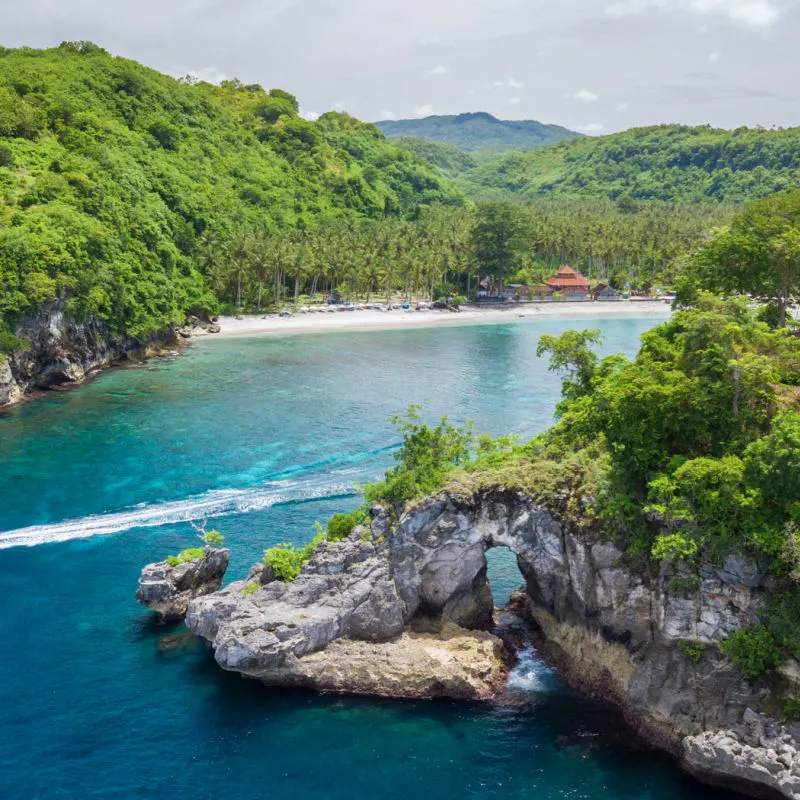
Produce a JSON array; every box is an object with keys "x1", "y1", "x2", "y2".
[
  {"x1": 450, "y1": 124, "x2": 800, "y2": 203},
  {"x1": 375, "y1": 112, "x2": 582, "y2": 153}
]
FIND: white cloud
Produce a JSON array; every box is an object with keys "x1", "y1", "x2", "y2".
[
  {"x1": 333, "y1": 101, "x2": 347, "y2": 112},
  {"x1": 508, "y1": 96, "x2": 521, "y2": 105},
  {"x1": 414, "y1": 103, "x2": 434, "y2": 117},
  {"x1": 605, "y1": 0, "x2": 782, "y2": 28},
  {"x1": 492, "y1": 78, "x2": 525, "y2": 89},
  {"x1": 575, "y1": 123, "x2": 605, "y2": 132},
  {"x1": 571, "y1": 89, "x2": 600, "y2": 102},
  {"x1": 428, "y1": 64, "x2": 450, "y2": 75},
  {"x1": 616, "y1": 102, "x2": 630, "y2": 110},
  {"x1": 379, "y1": 110, "x2": 397, "y2": 120},
  {"x1": 300, "y1": 109, "x2": 320, "y2": 121},
  {"x1": 708, "y1": 50, "x2": 721, "y2": 61}
]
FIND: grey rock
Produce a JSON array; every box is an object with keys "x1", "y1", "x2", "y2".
[
  {"x1": 0, "y1": 302, "x2": 220, "y2": 408},
  {"x1": 180, "y1": 488, "x2": 798, "y2": 796},
  {"x1": 137, "y1": 548, "x2": 229, "y2": 621}
]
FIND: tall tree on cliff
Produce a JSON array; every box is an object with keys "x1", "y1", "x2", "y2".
[{"x1": 690, "y1": 190, "x2": 800, "y2": 328}]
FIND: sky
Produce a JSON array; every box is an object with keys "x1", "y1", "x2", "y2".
[{"x1": 3, "y1": 0, "x2": 800, "y2": 134}]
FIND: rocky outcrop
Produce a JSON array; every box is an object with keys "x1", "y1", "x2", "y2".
[
  {"x1": 248, "y1": 625, "x2": 505, "y2": 699},
  {"x1": 386, "y1": 490, "x2": 800, "y2": 798},
  {"x1": 684, "y1": 710, "x2": 800, "y2": 800},
  {"x1": 183, "y1": 488, "x2": 800, "y2": 797},
  {"x1": 185, "y1": 519, "x2": 506, "y2": 699},
  {"x1": 137, "y1": 547, "x2": 229, "y2": 621},
  {"x1": 0, "y1": 303, "x2": 220, "y2": 408}
]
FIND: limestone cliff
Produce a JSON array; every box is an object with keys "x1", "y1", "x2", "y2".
[
  {"x1": 185, "y1": 489, "x2": 800, "y2": 798},
  {"x1": 0, "y1": 302, "x2": 219, "y2": 408}
]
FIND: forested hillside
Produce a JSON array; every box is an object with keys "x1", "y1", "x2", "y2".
[
  {"x1": 453, "y1": 125, "x2": 800, "y2": 202},
  {"x1": 391, "y1": 138, "x2": 479, "y2": 179},
  {"x1": 0, "y1": 42, "x2": 460, "y2": 348},
  {"x1": 375, "y1": 112, "x2": 581, "y2": 153}
]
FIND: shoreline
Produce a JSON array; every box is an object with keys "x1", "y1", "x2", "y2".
[
  {"x1": 214, "y1": 301, "x2": 673, "y2": 338},
  {"x1": 1, "y1": 302, "x2": 670, "y2": 412}
]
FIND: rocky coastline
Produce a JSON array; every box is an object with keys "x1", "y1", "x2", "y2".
[
  {"x1": 0, "y1": 302, "x2": 220, "y2": 409},
  {"x1": 144, "y1": 489, "x2": 800, "y2": 799}
]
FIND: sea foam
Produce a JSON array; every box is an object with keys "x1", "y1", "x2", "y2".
[{"x1": 0, "y1": 477, "x2": 356, "y2": 549}]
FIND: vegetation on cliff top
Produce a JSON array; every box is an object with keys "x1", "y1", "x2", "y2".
[{"x1": 165, "y1": 529, "x2": 224, "y2": 566}]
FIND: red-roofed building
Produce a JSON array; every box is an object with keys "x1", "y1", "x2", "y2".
[{"x1": 545, "y1": 266, "x2": 591, "y2": 297}]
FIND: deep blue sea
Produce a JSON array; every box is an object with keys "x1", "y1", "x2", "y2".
[{"x1": 0, "y1": 315, "x2": 742, "y2": 799}]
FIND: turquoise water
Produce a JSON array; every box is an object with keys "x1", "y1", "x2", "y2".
[{"x1": 0, "y1": 316, "x2": 741, "y2": 799}]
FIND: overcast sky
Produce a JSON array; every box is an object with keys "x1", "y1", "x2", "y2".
[{"x1": 4, "y1": 0, "x2": 800, "y2": 134}]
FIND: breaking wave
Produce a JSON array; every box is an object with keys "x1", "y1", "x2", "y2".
[
  {"x1": 506, "y1": 645, "x2": 561, "y2": 693},
  {"x1": 0, "y1": 476, "x2": 358, "y2": 550}
]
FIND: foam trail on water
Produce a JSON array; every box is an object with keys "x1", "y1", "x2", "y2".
[{"x1": 0, "y1": 477, "x2": 357, "y2": 549}]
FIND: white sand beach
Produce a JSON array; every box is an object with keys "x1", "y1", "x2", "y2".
[{"x1": 215, "y1": 300, "x2": 673, "y2": 338}]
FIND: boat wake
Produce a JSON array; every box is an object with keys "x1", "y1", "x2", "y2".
[{"x1": 0, "y1": 476, "x2": 358, "y2": 550}]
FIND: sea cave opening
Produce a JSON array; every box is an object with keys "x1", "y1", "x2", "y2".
[{"x1": 485, "y1": 545, "x2": 526, "y2": 610}]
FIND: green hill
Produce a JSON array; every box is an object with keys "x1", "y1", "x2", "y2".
[
  {"x1": 391, "y1": 137, "x2": 479, "y2": 178},
  {"x1": 0, "y1": 42, "x2": 461, "y2": 345},
  {"x1": 454, "y1": 124, "x2": 800, "y2": 202},
  {"x1": 375, "y1": 112, "x2": 582, "y2": 153}
]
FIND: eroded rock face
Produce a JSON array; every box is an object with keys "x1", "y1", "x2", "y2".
[
  {"x1": 184, "y1": 489, "x2": 799, "y2": 797},
  {"x1": 137, "y1": 548, "x2": 229, "y2": 621},
  {"x1": 684, "y1": 710, "x2": 800, "y2": 799},
  {"x1": 388, "y1": 491, "x2": 800, "y2": 800},
  {"x1": 0, "y1": 303, "x2": 219, "y2": 408},
  {"x1": 185, "y1": 523, "x2": 505, "y2": 699}
]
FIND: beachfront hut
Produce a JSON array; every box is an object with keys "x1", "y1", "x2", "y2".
[
  {"x1": 592, "y1": 283, "x2": 619, "y2": 301},
  {"x1": 545, "y1": 266, "x2": 591, "y2": 297}
]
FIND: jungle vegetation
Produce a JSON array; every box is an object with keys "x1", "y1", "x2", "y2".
[
  {"x1": 204, "y1": 197, "x2": 733, "y2": 311},
  {"x1": 447, "y1": 124, "x2": 800, "y2": 203},
  {"x1": 0, "y1": 42, "x2": 460, "y2": 349},
  {"x1": 2, "y1": 43, "x2": 797, "y2": 364}
]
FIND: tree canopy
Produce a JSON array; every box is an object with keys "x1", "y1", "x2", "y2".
[
  {"x1": 0, "y1": 43, "x2": 461, "y2": 345},
  {"x1": 688, "y1": 190, "x2": 800, "y2": 326},
  {"x1": 412, "y1": 124, "x2": 800, "y2": 203}
]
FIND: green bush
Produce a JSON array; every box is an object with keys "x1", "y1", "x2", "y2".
[
  {"x1": 202, "y1": 529, "x2": 224, "y2": 547},
  {"x1": 720, "y1": 626, "x2": 783, "y2": 679},
  {"x1": 325, "y1": 506, "x2": 369, "y2": 542},
  {"x1": 670, "y1": 574, "x2": 701, "y2": 593},
  {"x1": 263, "y1": 544, "x2": 307, "y2": 582},
  {"x1": 364, "y1": 406, "x2": 475, "y2": 505},
  {"x1": 263, "y1": 533, "x2": 324, "y2": 583},
  {"x1": 782, "y1": 696, "x2": 800, "y2": 723},
  {"x1": 165, "y1": 547, "x2": 205, "y2": 567},
  {"x1": 651, "y1": 533, "x2": 698, "y2": 563},
  {"x1": 679, "y1": 641, "x2": 706, "y2": 663},
  {"x1": 766, "y1": 591, "x2": 800, "y2": 661},
  {"x1": 242, "y1": 581, "x2": 259, "y2": 596},
  {"x1": 0, "y1": 326, "x2": 24, "y2": 356}
]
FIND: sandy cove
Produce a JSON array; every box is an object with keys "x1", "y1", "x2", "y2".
[{"x1": 215, "y1": 300, "x2": 673, "y2": 338}]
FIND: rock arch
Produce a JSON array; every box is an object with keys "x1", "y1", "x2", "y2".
[{"x1": 182, "y1": 488, "x2": 800, "y2": 799}]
